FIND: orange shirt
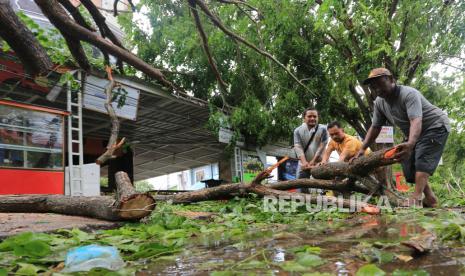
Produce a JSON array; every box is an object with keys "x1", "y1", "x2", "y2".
[{"x1": 327, "y1": 134, "x2": 370, "y2": 161}]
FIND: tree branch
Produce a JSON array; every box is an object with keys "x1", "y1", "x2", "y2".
[
  {"x1": 268, "y1": 178, "x2": 369, "y2": 194},
  {"x1": 188, "y1": 0, "x2": 229, "y2": 108},
  {"x1": 62, "y1": 34, "x2": 91, "y2": 71},
  {"x1": 383, "y1": 0, "x2": 399, "y2": 73},
  {"x1": 56, "y1": 0, "x2": 103, "y2": 68},
  {"x1": 79, "y1": 0, "x2": 124, "y2": 69},
  {"x1": 323, "y1": 33, "x2": 353, "y2": 61},
  {"x1": 113, "y1": 0, "x2": 136, "y2": 16},
  {"x1": 333, "y1": 101, "x2": 367, "y2": 137},
  {"x1": 394, "y1": 14, "x2": 409, "y2": 73},
  {"x1": 0, "y1": 0, "x2": 53, "y2": 76},
  {"x1": 405, "y1": 55, "x2": 422, "y2": 84},
  {"x1": 96, "y1": 66, "x2": 125, "y2": 165},
  {"x1": 349, "y1": 84, "x2": 371, "y2": 125},
  {"x1": 215, "y1": 0, "x2": 259, "y2": 14},
  {"x1": 318, "y1": 0, "x2": 361, "y2": 58},
  {"x1": 310, "y1": 146, "x2": 398, "y2": 179},
  {"x1": 388, "y1": 0, "x2": 399, "y2": 20},
  {"x1": 57, "y1": 0, "x2": 95, "y2": 31},
  {"x1": 34, "y1": 0, "x2": 179, "y2": 92},
  {"x1": 360, "y1": 85, "x2": 375, "y2": 112},
  {"x1": 234, "y1": 3, "x2": 258, "y2": 23},
  {"x1": 194, "y1": 0, "x2": 315, "y2": 95}
]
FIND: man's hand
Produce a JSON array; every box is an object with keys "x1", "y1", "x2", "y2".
[
  {"x1": 349, "y1": 149, "x2": 365, "y2": 163},
  {"x1": 393, "y1": 142, "x2": 415, "y2": 161},
  {"x1": 301, "y1": 160, "x2": 309, "y2": 170},
  {"x1": 301, "y1": 160, "x2": 317, "y2": 170}
]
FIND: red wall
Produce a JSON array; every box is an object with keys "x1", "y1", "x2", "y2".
[{"x1": 0, "y1": 169, "x2": 64, "y2": 194}]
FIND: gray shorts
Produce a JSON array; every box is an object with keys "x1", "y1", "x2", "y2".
[{"x1": 402, "y1": 126, "x2": 449, "y2": 183}]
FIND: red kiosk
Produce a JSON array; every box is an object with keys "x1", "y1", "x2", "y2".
[{"x1": 0, "y1": 100, "x2": 68, "y2": 194}]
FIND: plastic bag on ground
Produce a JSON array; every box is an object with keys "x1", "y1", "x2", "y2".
[{"x1": 61, "y1": 244, "x2": 125, "y2": 272}]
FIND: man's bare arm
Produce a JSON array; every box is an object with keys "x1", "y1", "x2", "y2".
[
  {"x1": 320, "y1": 147, "x2": 332, "y2": 164},
  {"x1": 393, "y1": 117, "x2": 422, "y2": 160}
]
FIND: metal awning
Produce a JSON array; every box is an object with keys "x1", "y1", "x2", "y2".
[{"x1": 0, "y1": 68, "x2": 225, "y2": 181}]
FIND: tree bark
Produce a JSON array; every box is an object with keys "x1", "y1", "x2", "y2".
[
  {"x1": 154, "y1": 181, "x2": 379, "y2": 213},
  {"x1": 57, "y1": 0, "x2": 95, "y2": 31},
  {"x1": 0, "y1": 0, "x2": 53, "y2": 76},
  {"x1": 62, "y1": 34, "x2": 91, "y2": 71},
  {"x1": 0, "y1": 194, "x2": 123, "y2": 220},
  {"x1": 79, "y1": 0, "x2": 124, "y2": 70},
  {"x1": 113, "y1": 171, "x2": 156, "y2": 219},
  {"x1": 96, "y1": 67, "x2": 124, "y2": 165},
  {"x1": 189, "y1": 0, "x2": 229, "y2": 108},
  {"x1": 309, "y1": 147, "x2": 397, "y2": 179},
  {"x1": 267, "y1": 178, "x2": 369, "y2": 194}
]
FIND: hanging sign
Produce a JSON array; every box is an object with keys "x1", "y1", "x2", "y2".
[
  {"x1": 83, "y1": 75, "x2": 140, "y2": 121},
  {"x1": 218, "y1": 127, "x2": 244, "y2": 147}
]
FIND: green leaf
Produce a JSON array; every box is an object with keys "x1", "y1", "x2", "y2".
[
  {"x1": 236, "y1": 260, "x2": 267, "y2": 270},
  {"x1": 392, "y1": 269, "x2": 429, "y2": 276},
  {"x1": 280, "y1": 261, "x2": 309, "y2": 272},
  {"x1": 1, "y1": 42, "x2": 10, "y2": 52},
  {"x1": 0, "y1": 232, "x2": 52, "y2": 258},
  {"x1": 356, "y1": 264, "x2": 386, "y2": 276},
  {"x1": 164, "y1": 215, "x2": 186, "y2": 230},
  {"x1": 126, "y1": 242, "x2": 178, "y2": 260},
  {"x1": 0, "y1": 268, "x2": 8, "y2": 276},
  {"x1": 14, "y1": 240, "x2": 51, "y2": 258},
  {"x1": 289, "y1": 245, "x2": 321, "y2": 254},
  {"x1": 297, "y1": 253, "x2": 325, "y2": 267},
  {"x1": 15, "y1": 263, "x2": 40, "y2": 276},
  {"x1": 373, "y1": 249, "x2": 394, "y2": 264}
]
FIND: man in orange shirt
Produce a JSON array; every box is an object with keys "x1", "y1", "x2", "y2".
[{"x1": 320, "y1": 121, "x2": 369, "y2": 164}]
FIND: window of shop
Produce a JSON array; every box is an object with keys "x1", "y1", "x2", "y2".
[{"x1": 0, "y1": 103, "x2": 64, "y2": 170}]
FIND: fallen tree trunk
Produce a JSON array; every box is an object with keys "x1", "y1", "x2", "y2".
[
  {"x1": 309, "y1": 148, "x2": 398, "y2": 180},
  {"x1": 155, "y1": 176, "x2": 380, "y2": 214},
  {"x1": 0, "y1": 147, "x2": 401, "y2": 220},
  {"x1": 0, "y1": 171, "x2": 155, "y2": 221},
  {"x1": 268, "y1": 178, "x2": 370, "y2": 194},
  {"x1": 0, "y1": 195, "x2": 124, "y2": 221},
  {"x1": 0, "y1": 177, "x2": 383, "y2": 221}
]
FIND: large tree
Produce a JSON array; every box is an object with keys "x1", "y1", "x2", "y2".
[
  {"x1": 119, "y1": 0, "x2": 465, "y2": 145},
  {"x1": 0, "y1": 0, "x2": 464, "y2": 146}
]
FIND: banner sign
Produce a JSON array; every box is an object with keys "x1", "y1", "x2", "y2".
[
  {"x1": 218, "y1": 127, "x2": 244, "y2": 146},
  {"x1": 83, "y1": 75, "x2": 140, "y2": 121},
  {"x1": 375, "y1": 126, "x2": 394, "y2": 143}
]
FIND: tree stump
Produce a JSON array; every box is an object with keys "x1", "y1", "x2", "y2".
[{"x1": 114, "y1": 171, "x2": 156, "y2": 219}]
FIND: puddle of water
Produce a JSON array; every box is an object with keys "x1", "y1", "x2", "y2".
[{"x1": 141, "y1": 213, "x2": 465, "y2": 275}]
